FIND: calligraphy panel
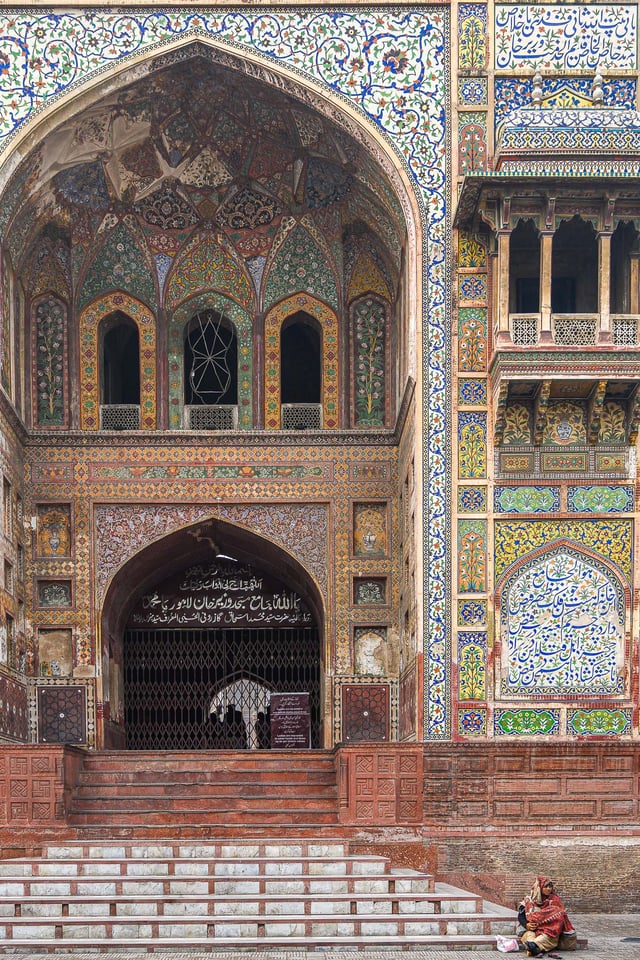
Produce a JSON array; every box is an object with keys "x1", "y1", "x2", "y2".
[
  {"x1": 495, "y1": 5, "x2": 637, "y2": 72},
  {"x1": 129, "y1": 559, "x2": 312, "y2": 629},
  {"x1": 499, "y1": 547, "x2": 625, "y2": 696}
]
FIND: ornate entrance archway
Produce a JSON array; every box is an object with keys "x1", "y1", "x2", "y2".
[{"x1": 100, "y1": 519, "x2": 325, "y2": 750}]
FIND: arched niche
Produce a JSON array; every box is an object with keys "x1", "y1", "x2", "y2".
[
  {"x1": 100, "y1": 517, "x2": 326, "y2": 750},
  {"x1": 496, "y1": 542, "x2": 628, "y2": 698},
  {"x1": 264, "y1": 293, "x2": 338, "y2": 429},
  {"x1": 168, "y1": 292, "x2": 253, "y2": 430},
  {"x1": 79, "y1": 293, "x2": 157, "y2": 430}
]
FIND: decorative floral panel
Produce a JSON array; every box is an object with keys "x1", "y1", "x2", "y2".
[
  {"x1": 352, "y1": 297, "x2": 388, "y2": 427},
  {"x1": 353, "y1": 502, "x2": 388, "y2": 558},
  {"x1": 458, "y1": 113, "x2": 488, "y2": 174},
  {"x1": 459, "y1": 4, "x2": 487, "y2": 71},
  {"x1": 458, "y1": 520, "x2": 487, "y2": 592},
  {"x1": 458, "y1": 275, "x2": 487, "y2": 304},
  {"x1": 36, "y1": 504, "x2": 71, "y2": 558},
  {"x1": 543, "y1": 401, "x2": 587, "y2": 445},
  {"x1": 458, "y1": 378, "x2": 487, "y2": 408},
  {"x1": 457, "y1": 599, "x2": 487, "y2": 627},
  {"x1": 458, "y1": 632, "x2": 487, "y2": 701},
  {"x1": 457, "y1": 485, "x2": 487, "y2": 514},
  {"x1": 494, "y1": 486, "x2": 560, "y2": 514},
  {"x1": 458, "y1": 76, "x2": 488, "y2": 107},
  {"x1": 567, "y1": 485, "x2": 634, "y2": 514},
  {"x1": 494, "y1": 709, "x2": 560, "y2": 737},
  {"x1": 458, "y1": 232, "x2": 487, "y2": 269},
  {"x1": 458, "y1": 412, "x2": 487, "y2": 479},
  {"x1": 263, "y1": 223, "x2": 338, "y2": 312},
  {"x1": 458, "y1": 707, "x2": 487, "y2": 736},
  {"x1": 354, "y1": 579, "x2": 387, "y2": 605},
  {"x1": 347, "y1": 254, "x2": 392, "y2": 303},
  {"x1": 165, "y1": 234, "x2": 254, "y2": 313},
  {"x1": 567, "y1": 708, "x2": 632, "y2": 736},
  {"x1": 37, "y1": 581, "x2": 72, "y2": 608},
  {"x1": 599, "y1": 401, "x2": 627, "y2": 442},
  {"x1": 33, "y1": 296, "x2": 67, "y2": 427},
  {"x1": 495, "y1": 519, "x2": 633, "y2": 582},
  {"x1": 502, "y1": 403, "x2": 532, "y2": 444},
  {"x1": 79, "y1": 221, "x2": 157, "y2": 310},
  {"x1": 458, "y1": 307, "x2": 487, "y2": 371}
]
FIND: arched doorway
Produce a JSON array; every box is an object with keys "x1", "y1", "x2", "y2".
[{"x1": 101, "y1": 520, "x2": 325, "y2": 750}]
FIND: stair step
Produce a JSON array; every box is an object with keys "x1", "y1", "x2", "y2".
[
  {"x1": 0, "y1": 892, "x2": 480, "y2": 916},
  {"x1": 0, "y1": 855, "x2": 392, "y2": 877},
  {"x1": 68, "y1": 811, "x2": 341, "y2": 825},
  {"x1": 0, "y1": 933, "x2": 511, "y2": 953},
  {"x1": 0, "y1": 827, "x2": 518, "y2": 953},
  {"x1": 0, "y1": 876, "x2": 435, "y2": 896}
]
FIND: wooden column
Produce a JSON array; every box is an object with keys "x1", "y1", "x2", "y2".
[
  {"x1": 539, "y1": 231, "x2": 554, "y2": 343},
  {"x1": 630, "y1": 255, "x2": 640, "y2": 314},
  {"x1": 598, "y1": 231, "x2": 612, "y2": 344},
  {"x1": 495, "y1": 230, "x2": 511, "y2": 343}
]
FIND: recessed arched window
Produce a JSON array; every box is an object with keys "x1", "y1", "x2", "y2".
[
  {"x1": 100, "y1": 312, "x2": 140, "y2": 429},
  {"x1": 280, "y1": 311, "x2": 322, "y2": 429},
  {"x1": 611, "y1": 221, "x2": 639, "y2": 313},
  {"x1": 552, "y1": 216, "x2": 598, "y2": 313},
  {"x1": 184, "y1": 310, "x2": 238, "y2": 429},
  {"x1": 510, "y1": 219, "x2": 540, "y2": 313}
]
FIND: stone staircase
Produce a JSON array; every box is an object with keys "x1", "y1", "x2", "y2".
[
  {"x1": 0, "y1": 838, "x2": 517, "y2": 953},
  {"x1": 67, "y1": 750, "x2": 340, "y2": 830}
]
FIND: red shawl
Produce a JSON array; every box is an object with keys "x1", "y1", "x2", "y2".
[{"x1": 523, "y1": 876, "x2": 575, "y2": 940}]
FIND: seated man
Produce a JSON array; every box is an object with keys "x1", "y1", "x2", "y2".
[{"x1": 519, "y1": 876, "x2": 575, "y2": 957}]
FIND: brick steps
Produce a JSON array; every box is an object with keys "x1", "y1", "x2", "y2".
[
  {"x1": 0, "y1": 838, "x2": 518, "y2": 953},
  {"x1": 66, "y1": 750, "x2": 340, "y2": 828},
  {"x1": 69, "y1": 810, "x2": 340, "y2": 826}
]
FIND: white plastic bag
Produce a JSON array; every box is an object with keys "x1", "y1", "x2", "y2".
[{"x1": 496, "y1": 934, "x2": 520, "y2": 953}]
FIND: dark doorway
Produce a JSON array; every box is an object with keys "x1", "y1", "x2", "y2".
[
  {"x1": 123, "y1": 626, "x2": 321, "y2": 750},
  {"x1": 101, "y1": 312, "x2": 140, "y2": 404}
]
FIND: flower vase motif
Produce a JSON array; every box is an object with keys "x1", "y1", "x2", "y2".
[{"x1": 353, "y1": 503, "x2": 387, "y2": 556}]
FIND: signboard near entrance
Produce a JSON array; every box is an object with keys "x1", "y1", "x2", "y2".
[
  {"x1": 270, "y1": 692, "x2": 310, "y2": 748},
  {"x1": 128, "y1": 560, "x2": 312, "y2": 628}
]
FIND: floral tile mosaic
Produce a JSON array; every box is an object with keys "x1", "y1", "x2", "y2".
[{"x1": 0, "y1": 6, "x2": 451, "y2": 739}]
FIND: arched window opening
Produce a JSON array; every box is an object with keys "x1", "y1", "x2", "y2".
[
  {"x1": 280, "y1": 312, "x2": 322, "y2": 429},
  {"x1": 184, "y1": 310, "x2": 238, "y2": 429},
  {"x1": 551, "y1": 217, "x2": 598, "y2": 345},
  {"x1": 611, "y1": 222, "x2": 640, "y2": 346},
  {"x1": 510, "y1": 219, "x2": 541, "y2": 312},
  {"x1": 508, "y1": 220, "x2": 541, "y2": 347},
  {"x1": 207, "y1": 677, "x2": 273, "y2": 750},
  {"x1": 100, "y1": 312, "x2": 140, "y2": 429}
]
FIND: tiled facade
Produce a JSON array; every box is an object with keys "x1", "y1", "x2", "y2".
[{"x1": 0, "y1": 1, "x2": 638, "y2": 763}]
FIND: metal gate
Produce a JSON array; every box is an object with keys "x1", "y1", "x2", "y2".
[{"x1": 123, "y1": 627, "x2": 321, "y2": 750}]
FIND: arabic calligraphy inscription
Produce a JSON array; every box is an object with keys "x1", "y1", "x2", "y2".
[{"x1": 501, "y1": 548, "x2": 624, "y2": 695}]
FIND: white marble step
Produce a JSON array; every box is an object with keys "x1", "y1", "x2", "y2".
[{"x1": 0, "y1": 890, "x2": 482, "y2": 918}]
